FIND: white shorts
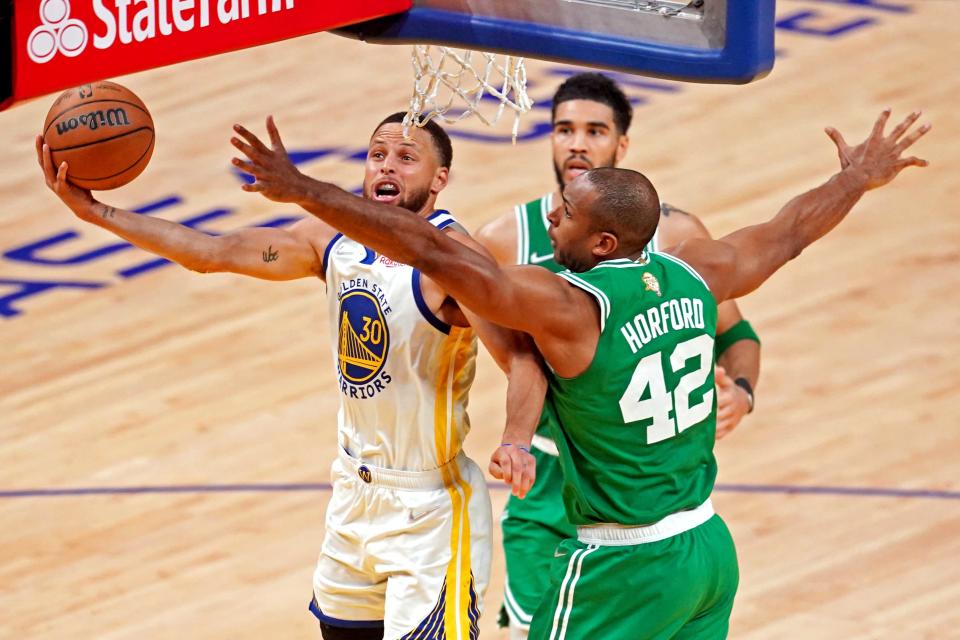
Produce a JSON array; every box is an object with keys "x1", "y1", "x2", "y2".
[{"x1": 311, "y1": 448, "x2": 493, "y2": 640}]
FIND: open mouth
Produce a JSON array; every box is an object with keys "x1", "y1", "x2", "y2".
[
  {"x1": 373, "y1": 180, "x2": 401, "y2": 203},
  {"x1": 564, "y1": 157, "x2": 592, "y2": 181}
]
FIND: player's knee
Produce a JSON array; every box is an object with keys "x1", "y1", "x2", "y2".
[{"x1": 318, "y1": 620, "x2": 385, "y2": 640}]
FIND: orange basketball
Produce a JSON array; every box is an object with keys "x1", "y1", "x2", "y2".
[{"x1": 42, "y1": 81, "x2": 155, "y2": 190}]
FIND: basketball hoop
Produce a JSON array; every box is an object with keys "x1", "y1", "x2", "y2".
[{"x1": 405, "y1": 45, "x2": 533, "y2": 141}]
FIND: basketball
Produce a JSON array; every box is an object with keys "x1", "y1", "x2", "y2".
[{"x1": 42, "y1": 81, "x2": 155, "y2": 190}]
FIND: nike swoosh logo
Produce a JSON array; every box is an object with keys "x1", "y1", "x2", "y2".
[
  {"x1": 553, "y1": 549, "x2": 567, "y2": 558},
  {"x1": 529, "y1": 251, "x2": 555, "y2": 264},
  {"x1": 409, "y1": 509, "x2": 432, "y2": 523}
]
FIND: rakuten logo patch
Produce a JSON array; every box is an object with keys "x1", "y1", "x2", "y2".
[
  {"x1": 28, "y1": 0, "x2": 89, "y2": 63},
  {"x1": 27, "y1": 0, "x2": 296, "y2": 65}
]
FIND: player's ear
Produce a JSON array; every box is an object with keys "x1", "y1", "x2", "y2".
[
  {"x1": 431, "y1": 166, "x2": 449, "y2": 194},
  {"x1": 593, "y1": 231, "x2": 619, "y2": 258},
  {"x1": 615, "y1": 134, "x2": 629, "y2": 164}
]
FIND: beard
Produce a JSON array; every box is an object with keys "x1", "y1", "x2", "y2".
[
  {"x1": 553, "y1": 247, "x2": 593, "y2": 273},
  {"x1": 399, "y1": 185, "x2": 432, "y2": 214},
  {"x1": 553, "y1": 150, "x2": 619, "y2": 189}
]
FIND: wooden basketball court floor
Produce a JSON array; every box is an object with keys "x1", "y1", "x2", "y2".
[{"x1": 1, "y1": 2, "x2": 958, "y2": 638}]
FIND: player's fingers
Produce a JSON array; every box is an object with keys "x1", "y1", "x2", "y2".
[
  {"x1": 241, "y1": 182, "x2": 265, "y2": 193},
  {"x1": 824, "y1": 127, "x2": 850, "y2": 154},
  {"x1": 894, "y1": 156, "x2": 929, "y2": 171},
  {"x1": 870, "y1": 108, "x2": 892, "y2": 140},
  {"x1": 489, "y1": 459, "x2": 503, "y2": 480},
  {"x1": 231, "y1": 157, "x2": 259, "y2": 176},
  {"x1": 230, "y1": 135, "x2": 262, "y2": 161},
  {"x1": 233, "y1": 124, "x2": 271, "y2": 155},
  {"x1": 266, "y1": 115, "x2": 287, "y2": 153},
  {"x1": 56, "y1": 161, "x2": 69, "y2": 189},
  {"x1": 499, "y1": 451, "x2": 514, "y2": 486},
  {"x1": 520, "y1": 457, "x2": 535, "y2": 497},
  {"x1": 893, "y1": 123, "x2": 931, "y2": 156},
  {"x1": 887, "y1": 110, "x2": 921, "y2": 143},
  {"x1": 41, "y1": 143, "x2": 55, "y2": 181},
  {"x1": 35, "y1": 135, "x2": 45, "y2": 168}
]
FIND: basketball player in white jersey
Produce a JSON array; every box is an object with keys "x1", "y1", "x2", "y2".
[
  {"x1": 37, "y1": 113, "x2": 541, "y2": 640},
  {"x1": 474, "y1": 73, "x2": 761, "y2": 639}
]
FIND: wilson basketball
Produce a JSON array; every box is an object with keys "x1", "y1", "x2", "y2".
[{"x1": 42, "y1": 81, "x2": 155, "y2": 190}]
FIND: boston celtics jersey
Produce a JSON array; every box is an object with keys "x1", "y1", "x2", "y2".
[
  {"x1": 323, "y1": 210, "x2": 477, "y2": 472},
  {"x1": 514, "y1": 192, "x2": 660, "y2": 274},
  {"x1": 515, "y1": 193, "x2": 660, "y2": 444},
  {"x1": 548, "y1": 253, "x2": 719, "y2": 526}
]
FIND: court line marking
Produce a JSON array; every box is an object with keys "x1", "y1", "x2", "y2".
[{"x1": 1, "y1": 483, "x2": 958, "y2": 500}]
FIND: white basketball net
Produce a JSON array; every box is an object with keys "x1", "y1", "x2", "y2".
[{"x1": 405, "y1": 45, "x2": 534, "y2": 140}]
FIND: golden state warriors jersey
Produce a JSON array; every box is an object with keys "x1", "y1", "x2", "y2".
[{"x1": 323, "y1": 210, "x2": 478, "y2": 472}]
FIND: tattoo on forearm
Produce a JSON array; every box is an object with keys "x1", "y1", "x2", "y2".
[
  {"x1": 262, "y1": 245, "x2": 279, "y2": 263},
  {"x1": 101, "y1": 206, "x2": 116, "y2": 219},
  {"x1": 660, "y1": 203, "x2": 691, "y2": 217}
]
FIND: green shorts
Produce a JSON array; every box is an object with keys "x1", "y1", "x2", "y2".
[
  {"x1": 528, "y1": 514, "x2": 739, "y2": 640},
  {"x1": 500, "y1": 445, "x2": 575, "y2": 629}
]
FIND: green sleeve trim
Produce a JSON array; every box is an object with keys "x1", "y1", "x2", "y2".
[{"x1": 715, "y1": 319, "x2": 760, "y2": 357}]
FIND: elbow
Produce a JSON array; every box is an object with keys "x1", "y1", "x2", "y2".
[{"x1": 185, "y1": 238, "x2": 231, "y2": 274}]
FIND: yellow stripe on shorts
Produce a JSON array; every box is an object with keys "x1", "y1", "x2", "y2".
[{"x1": 433, "y1": 327, "x2": 476, "y2": 639}]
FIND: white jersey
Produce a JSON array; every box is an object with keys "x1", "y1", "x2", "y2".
[{"x1": 323, "y1": 210, "x2": 477, "y2": 472}]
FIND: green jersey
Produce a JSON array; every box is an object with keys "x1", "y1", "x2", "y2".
[
  {"x1": 548, "y1": 253, "x2": 719, "y2": 526},
  {"x1": 516, "y1": 193, "x2": 661, "y2": 440},
  {"x1": 514, "y1": 193, "x2": 661, "y2": 274}
]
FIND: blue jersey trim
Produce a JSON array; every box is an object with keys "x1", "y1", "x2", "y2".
[
  {"x1": 412, "y1": 269, "x2": 451, "y2": 335},
  {"x1": 309, "y1": 598, "x2": 383, "y2": 629},
  {"x1": 321, "y1": 232, "x2": 344, "y2": 275},
  {"x1": 427, "y1": 209, "x2": 450, "y2": 221},
  {"x1": 436, "y1": 218, "x2": 456, "y2": 231}
]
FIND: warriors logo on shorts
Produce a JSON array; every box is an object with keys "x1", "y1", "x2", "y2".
[{"x1": 337, "y1": 287, "x2": 393, "y2": 398}]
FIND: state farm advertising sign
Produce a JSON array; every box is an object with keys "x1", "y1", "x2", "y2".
[{"x1": 8, "y1": 0, "x2": 411, "y2": 109}]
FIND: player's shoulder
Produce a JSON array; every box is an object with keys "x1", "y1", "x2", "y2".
[
  {"x1": 287, "y1": 216, "x2": 338, "y2": 255},
  {"x1": 474, "y1": 208, "x2": 519, "y2": 264},
  {"x1": 658, "y1": 202, "x2": 713, "y2": 246}
]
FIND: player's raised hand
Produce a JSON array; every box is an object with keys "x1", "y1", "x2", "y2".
[
  {"x1": 490, "y1": 443, "x2": 536, "y2": 499},
  {"x1": 825, "y1": 109, "x2": 930, "y2": 191},
  {"x1": 232, "y1": 116, "x2": 305, "y2": 203},
  {"x1": 36, "y1": 134, "x2": 96, "y2": 217},
  {"x1": 715, "y1": 366, "x2": 749, "y2": 441}
]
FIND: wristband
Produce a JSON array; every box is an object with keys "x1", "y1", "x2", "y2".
[
  {"x1": 500, "y1": 443, "x2": 530, "y2": 453},
  {"x1": 733, "y1": 377, "x2": 755, "y2": 413},
  {"x1": 715, "y1": 319, "x2": 760, "y2": 358}
]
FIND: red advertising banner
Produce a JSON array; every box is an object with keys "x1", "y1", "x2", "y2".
[{"x1": 6, "y1": 0, "x2": 412, "y2": 110}]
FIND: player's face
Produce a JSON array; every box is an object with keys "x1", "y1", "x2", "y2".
[
  {"x1": 364, "y1": 124, "x2": 448, "y2": 215},
  {"x1": 546, "y1": 176, "x2": 603, "y2": 273},
  {"x1": 551, "y1": 99, "x2": 629, "y2": 189}
]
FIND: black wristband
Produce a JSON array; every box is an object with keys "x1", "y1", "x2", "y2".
[{"x1": 733, "y1": 377, "x2": 755, "y2": 413}]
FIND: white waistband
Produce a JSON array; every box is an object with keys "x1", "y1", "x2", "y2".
[
  {"x1": 337, "y1": 447, "x2": 460, "y2": 491},
  {"x1": 576, "y1": 499, "x2": 715, "y2": 546},
  {"x1": 531, "y1": 434, "x2": 559, "y2": 457}
]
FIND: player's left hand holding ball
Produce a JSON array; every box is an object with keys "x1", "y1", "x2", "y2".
[
  {"x1": 36, "y1": 134, "x2": 98, "y2": 220},
  {"x1": 231, "y1": 116, "x2": 306, "y2": 204}
]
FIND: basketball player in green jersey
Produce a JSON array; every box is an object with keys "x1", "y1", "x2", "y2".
[
  {"x1": 475, "y1": 73, "x2": 761, "y2": 637},
  {"x1": 230, "y1": 108, "x2": 928, "y2": 638}
]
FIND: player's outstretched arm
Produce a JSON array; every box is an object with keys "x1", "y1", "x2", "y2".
[
  {"x1": 37, "y1": 136, "x2": 325, "y2": 281},
  {"x1": 232, "y1": 118, "x2": 594, "y2": 350},
  {"x1": 660, "y1": 206, "x2": 760, "y2": 438},
  {"x1": 676, "y1": 109, "x2": 930, "y2": 303}
]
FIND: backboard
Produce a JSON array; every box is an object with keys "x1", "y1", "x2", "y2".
[{"x1": 336, "y1": 0, "x2": 776, "y2": 84}]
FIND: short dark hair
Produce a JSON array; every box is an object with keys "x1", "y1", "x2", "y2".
[
  {"x1": 552, "y1": 73, "x2": 633, "y2": 135},
  {"x1": 374, "y1": 112, "x2": 453, "y2": 169},
  {"x1": 584, "y1": 168, "x2": 660, "y2": 252}
]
